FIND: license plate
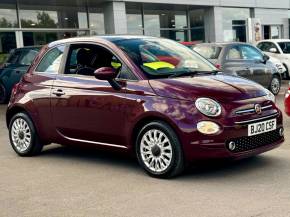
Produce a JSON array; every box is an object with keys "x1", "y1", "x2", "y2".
[{"x1": 248, "y1": 119, "x2": 276, "y2": 136}]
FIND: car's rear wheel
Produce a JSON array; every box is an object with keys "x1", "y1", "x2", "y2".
[
  {"x1": 9, "y1": 112, "x2": 43, "y2": 156},
  {"x1": 0, "y1": 83, "x2": 7, "y2": 104},
  {"x1": 269, "y1": 75, "x2": 281, "y2": 95},
  {"x1": 136, "y1": 121, "x2": 184, "y2": 178}
]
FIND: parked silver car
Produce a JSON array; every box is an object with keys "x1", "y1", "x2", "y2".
[{"x1": 193, "y1": 42, "x2": 281, "y2": 95}]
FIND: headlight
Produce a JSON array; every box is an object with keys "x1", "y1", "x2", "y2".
[
  {"x1": 195, "y1": 98, "x2": 222, "y2": 117},
  {"x1": 197, "y1": 121, "x2": 221, "y2": 135},
  {"x1": 265, "y1": 89, "x2": 275, "y2": 103}
]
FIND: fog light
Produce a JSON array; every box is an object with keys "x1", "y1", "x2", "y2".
[
  {"x1": 279, "y1": 128, "x2": 284, "y2": 137},
  {"x1": 197, "y1": 121, "x2": 220, "y2": 135},
  {"x1": 228, "y1": 141, "x2": 236, "y2": 151}
]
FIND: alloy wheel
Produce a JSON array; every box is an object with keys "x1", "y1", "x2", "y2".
[
  {"x1": 11, "y1": 118, "x2": 32, "y2": 153},
  {"x1": 140, "y1": 129, "x2": 173, "y2": 173},
  {"x1": 271, "y1": 77, "x2": 280, "y2": 95}
]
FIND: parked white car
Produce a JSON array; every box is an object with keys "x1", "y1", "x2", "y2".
[
  {"x1": 268, "y1": 56, "x2": 286, "y2": 75},
  {"x1": 257, "y1": 39, "x2": 290, "y2": 79}
]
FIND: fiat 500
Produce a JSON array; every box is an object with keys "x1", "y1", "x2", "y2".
[{"x1": 6, "y1": 36, "x2": 284, "y2": 178}]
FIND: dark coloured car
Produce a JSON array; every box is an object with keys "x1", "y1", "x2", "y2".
[
  {"x1": 193, "y1": 43, "x2": 282, "y2": 95},
  {"x1": 0, "y1": 46, "x2": 41, "y2": 103},
  {"x1": 6, "y1": 36, "x2": 284, "y2": 178}
]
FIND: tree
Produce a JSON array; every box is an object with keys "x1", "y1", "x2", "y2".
[{"x1": 21, "y1": 11, "x2": 57, "y2": 28}]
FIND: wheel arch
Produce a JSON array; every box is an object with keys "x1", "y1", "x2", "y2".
[
  {"x1": 6, "y1": 105, "x2": 30, "y2": 128},
  {"x1": 129, "y1": 113, "x2": 183, "y2": 151}
]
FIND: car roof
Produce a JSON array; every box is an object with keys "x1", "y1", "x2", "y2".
[
  {"x1": 13, "y1": 46, "x2": 42, "y2": 51},
  {"x1": 48, "y1": 35, "x2": 159, "y2": 47},
  {"x1": 194, "y1": 42, "x2": 250, "y2": 47},
  {"x1": 258, "y1": 39, "x2": 290, "y2": 43}
]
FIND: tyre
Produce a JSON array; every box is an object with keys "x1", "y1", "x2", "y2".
[
  {"x1": 269, "y1": 75, "x2": 281, "y2": 95},
  {"x1": 0, "y1": 83, "x2": 7, "y2": 104},
  {"x1": 283, "y1": 65, "x2": 290, "y2": 80},
  {"x1": 9, "y1": 112, "x2": 43, "y2": 156},
  {"x1": 136, "y1": 121, "x2": 184, "y2": 178}
]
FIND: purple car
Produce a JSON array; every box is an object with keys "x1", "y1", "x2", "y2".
[{"x1": 6, "y1": 36, "x2": 284, "y2": 178}]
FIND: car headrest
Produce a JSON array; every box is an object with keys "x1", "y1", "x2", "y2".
[{"x1": 77, "y1": 48, "x2": 92, "y2": 66}]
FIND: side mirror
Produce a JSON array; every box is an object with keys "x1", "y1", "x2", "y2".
[
  {"x1": 262, "y1": 54, "x2": 270, "y2": 64},
  {"x1": 269, "y1": 48, "x2": 278, "y2": 53},
  {"x1": 94, "y1": 67, "x2": 121, "y2": 90},
  {"x1": 94, "y1": 67, "x2": 116, "y2": 80}
]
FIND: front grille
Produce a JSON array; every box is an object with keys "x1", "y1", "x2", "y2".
[{"x1": 226, "y1": 129, "x2": 282, "y2": 153}]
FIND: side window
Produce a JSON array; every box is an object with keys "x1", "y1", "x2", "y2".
[
  {"x1": 240, "y1": 45, "x2": 263, "y2": 61},
  {"x1": 117, "y1": 65, "x2": 138, "y2": 80},
  {"x1": 65, "y1": 44, "x2": 138, "y2": 80},
  {"x1": 227, "y1": 47, "x2": 242, "y2": 60},
  {"x1": 19, "y1": 50, "x2": 39, "y2": 66},
  {"x1": 35, "y1": 45, "x2": 65, "y2": 73},
  {"x1": 7, "y1": 50, "x2": 20, "y2": 64},
  {"x1": 257, "y1": 42, "x2": 278, "y2": 53},
  {"x1": 257, "y1": 42, "x2": 266, "y2": 51}
]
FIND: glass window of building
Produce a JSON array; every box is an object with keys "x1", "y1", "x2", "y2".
[
  {"x1": 144, "y1": 14, "x2": 161, "y2": 37},
  {"x1": 160, "y1": 30, "x2": 188, "y2": 42},
  {"x1": 19, "y1": 5, "x2": 88, "y2": 29},
  {"x1": 0, "y1": 3, "x2": 18, "y2": 28},
  {"x1": 144, "y1": 10, "x2": 187, "y2": 29},
  {"x1": 288, "y1": 10, "x2": 290, "y2": 38},
  {"x1": 89, "y1": 8, "x2": 105, "y2": 35},
  {"x1": 126, "y1": 4, "x2": 143, "y2": 35},
  {"x1": 0, "y1": 32, "x2": 16, "y2": 64},
  {"x1": 143, "y1": 5, "x2": 188, "y2": 42},
  {"x1": 222, "y1": 8, "x2": 250, "y2": 42},
  {"x1": 23, "y1": 31, "x2": 89, "y2": 46},
  {"x1": 189, "y1": 9, "x2": 205, "y2": 42}
]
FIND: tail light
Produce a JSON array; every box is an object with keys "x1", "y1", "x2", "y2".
[
  {"x1": 11, "y1": 83, "x2": 20, "y2": 99},
  {"x1": 286, "y1": 87, "x2": 290, "y2": 98},
  {"x1": 215, "y1": 64, "x2": 221, "y2": 70}
]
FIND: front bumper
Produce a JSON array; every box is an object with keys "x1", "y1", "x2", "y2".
[{"x1": 184, "y1": 111, "x2": 284, "y2": 162}]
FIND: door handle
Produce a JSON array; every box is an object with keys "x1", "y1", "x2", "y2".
[{"x1": 52, "y1": 89, "x2": 65, "y2": 97}]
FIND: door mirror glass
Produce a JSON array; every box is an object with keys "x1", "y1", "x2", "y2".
[
  {"x1": 94, "y1": 67, "x2": 116, "y2": 80},
  {"x1": 269, "y1": 47, "x2": 278, "y2": 53}
]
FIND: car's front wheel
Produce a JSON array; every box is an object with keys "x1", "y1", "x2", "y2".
[
  {"x1": 9, "y1": 112, "x2": 43, "y2": 156},
  {"x1": 136, "y1": 121, "x2": 184, "y2": 178},
  {"x1": 269, "y1": 75, "x2": 281, "y2": 95}
]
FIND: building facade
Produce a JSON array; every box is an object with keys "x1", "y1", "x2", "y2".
[{"x1": 0, "y1": 0, "x2": 290, "y2": 63}]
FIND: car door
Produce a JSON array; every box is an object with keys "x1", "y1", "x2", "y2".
[
  {"x1": 239, "y1": 44, "x2": 272, "y2": 87},
  {"x1": 222, "y1": 45, "x2": 252, "y2": 80},
  {"x1": 22, "y1": 44, "x2": 65, "y2": 141},
  {"x1": 51, "y1": 42, "x2": 131, "y2": 148}
]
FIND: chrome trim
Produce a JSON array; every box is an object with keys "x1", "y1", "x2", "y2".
[
  {"x1": 57, "y1": 130, "x2": 128, "y2": 149},
  {"x1": 235, "y1": 113, "x2": 278, "y2": 125},
  {"x1": 235, "y1": 105, "x2": 273, "y2": 115}
]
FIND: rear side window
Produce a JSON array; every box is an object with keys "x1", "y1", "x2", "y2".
[
  {"x1": 35, "y1": 45, "x2": 65, "y2": 73},
  {"x1": 227, "y1": 47, "x2": 242, "y2": 60},
  {"x1": 19, "y1": 50, "x2": 39, "y2": 66},
  {"x1": 7, "y1": 50, "x2": 20, "y2": 64},
  {"x1": 193, "y1": 45, "x2": 222, "y2": 59}
]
